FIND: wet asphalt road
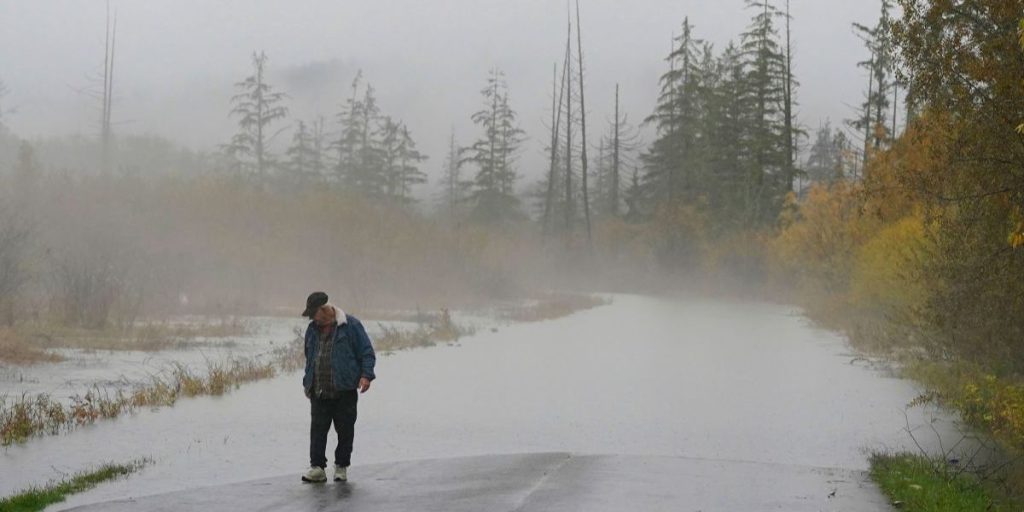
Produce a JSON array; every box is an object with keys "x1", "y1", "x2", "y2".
[
  {"x1": 1, "y1": 294, "x2": 956, "y2": 510},
  {"x1": 65, "y1": 453, "x2": 892, "y2": 511}
]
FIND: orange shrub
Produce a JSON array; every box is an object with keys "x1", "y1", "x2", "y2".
[{"x1": 770, "y1": 182, "x2": 878, "y2": 298}]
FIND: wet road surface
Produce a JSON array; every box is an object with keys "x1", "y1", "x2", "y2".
[
  {"x1": 0, "y1": 294, "x2": 957, "y2": 509},
  {"x1": 64, "y1": 453, "x2": 891, "y2": 512}
]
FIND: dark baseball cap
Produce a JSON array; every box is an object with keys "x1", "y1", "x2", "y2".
[{"x1": 302, "y1": 291, "x2": 329, "y2": 318}]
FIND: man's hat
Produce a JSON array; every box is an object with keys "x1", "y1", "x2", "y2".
[{"x1": 302, "y1": 291, "x2": 329, "y2": 318}]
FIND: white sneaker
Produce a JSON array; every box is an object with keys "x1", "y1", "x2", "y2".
[
  {"x1": 334, "y1": 465, "x2": 347, "y2": 482},
  {"x1": 301, "y1": 466, "x2": 327, "y2": 483}
]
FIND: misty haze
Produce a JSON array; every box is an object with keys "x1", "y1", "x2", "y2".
[{"x1": 1, "y1": 1, "x2": 1023, "y2": 511}]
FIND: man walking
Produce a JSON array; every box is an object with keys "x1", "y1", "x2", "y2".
[{"x1": 300, "y1": 291, "x2": 376, "y2": 483}]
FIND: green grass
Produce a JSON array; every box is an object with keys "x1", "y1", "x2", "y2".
[
  {"x1": 869, "y1": 453, "x2": 1019, "y2": 511},
  {"x1": 0, "y1": 459, "x2": 149, "y2": 512}
]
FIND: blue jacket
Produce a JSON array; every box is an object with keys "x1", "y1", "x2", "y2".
[{"x1": 303, "y1": 314, "x2": 376, "y2": 392}]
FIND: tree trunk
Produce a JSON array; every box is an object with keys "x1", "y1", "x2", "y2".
[
  {"x1": 564, "y1": 17, "x2": 574, "y2": 235},
  {"x1": 612, "y1": 84, "x2": 621, "y2": 218},
  {"x1": 256, "y1": 53, "x2": 266, "y2": 178},
  {"x1": 545, "y1": 56, "x2": 569, "y2": 236},
  {"x1": 576, "y1": 0, "x2": 592, "y2": 244},
  {"x1": 100, "y1": 2, "x2": 116, "y2": 174},
  {"x1": 783, "y1": 0, "x2": 795, "y2": 193},
  {"x1": 861, "y1": 54, "x2": 874, "y2": 179}
]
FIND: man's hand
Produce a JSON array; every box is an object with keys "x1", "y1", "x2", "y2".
[
  {"x1": 358, "y1": 377, "x2": 371, "y2": 394},
  {"x1": 304, "y1": 387, "x2": 312, "y2": 399}
]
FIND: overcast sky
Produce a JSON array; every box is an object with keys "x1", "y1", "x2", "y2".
[{"x1": 0, "y1": 0, "x2": 883, "y2": 190}]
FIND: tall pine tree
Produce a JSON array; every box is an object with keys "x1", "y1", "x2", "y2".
[
  {"x1": 460, "y1": 68, "x2": 525, "y2": 223},
  {"x1": 738, "y1": 0, "x2": 789, "y2": 224},
  {"x1": 379, "y1": 118, "x2": 427, "y2": 203},
  {"x1": 224, "y1": 51, "x2": 289, "y2": 178},
  {"x1": 644, "y1": 19, "x2": 704, "y2": 206}
]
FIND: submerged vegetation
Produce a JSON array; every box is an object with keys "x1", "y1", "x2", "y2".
[
  {"x1": 502, "y1": 293, "x2": 609, "y2": 323},
  {"x1": 0, "y1": 317, "x2": 252, "y2": 365},
  {"x1": 0, "y1": 306, "x2": 484, "y2": 445},
  {"x1": 371, "y1": 296, "x2": 607, "y2": 352},
  {"x1": 372, "y1": 308, "x2": 476, "y2": 353},
  {"x1": 0, "y1": 353, "x2": 285, "y2": 446},
  {"x1": 0, "y1": 459, "x2": 150, "y2": 512}
]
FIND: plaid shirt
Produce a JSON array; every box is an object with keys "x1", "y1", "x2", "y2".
[{"x1": 313, "y1": 326, "x2": 341, "y2": 398}]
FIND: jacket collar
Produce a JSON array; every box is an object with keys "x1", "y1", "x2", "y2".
[{"x1": 310, "y1": 305, "x2": 348, "y2": 330}]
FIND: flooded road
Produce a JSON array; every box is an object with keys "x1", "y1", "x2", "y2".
[{"x1": 1, "y1": 294, "x2": 957, "y2": 508}]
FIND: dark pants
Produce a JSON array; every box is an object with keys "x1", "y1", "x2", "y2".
[{"x1": 309, "y1": 390, "x2": 358, "y2": 469}]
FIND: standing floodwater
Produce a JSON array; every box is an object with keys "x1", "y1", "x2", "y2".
[{"x1": 1, "y1": 294, "x2": 956, "y2": 508}]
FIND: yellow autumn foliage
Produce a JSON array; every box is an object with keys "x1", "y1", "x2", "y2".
[
  {"x1": 770, "y1": 182, "x2": 878, "y2": 297},
  {"x1": 1009, "y1": 207, "x2": 1024, "y2": 248},
  {"x1": 849, "y1": 213, "x2": 931, "y2": 317}
]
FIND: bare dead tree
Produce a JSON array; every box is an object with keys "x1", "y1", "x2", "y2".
[
  {"x1": 543, "y1": 63, "x2": 562, "y2": 235},
  {"x1": 563, "y1": 12, "x2": 574, "y2": 235},
  {"x1": 543, "y1": 64, "x2": 558, "y2": 234},
  {"x1": 100, "y1": 1, "x2": 117, "y2": 174},
  {"x1": 576, "y1": 0, "x2": 592, "y2": 244},
  {"x1": 892, "y1": 79, "x2": 899, "y2": 139},
  {"x1": 612, "y1": 84, "x2": 621, "y2": 217}
]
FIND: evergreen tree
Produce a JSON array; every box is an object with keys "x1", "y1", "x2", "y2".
[
  {"x1": 847, "y1": 0, "x2": 895, "y2": 173},
  {"x1": 643, "y1": 19, "x2": 704, "y2": 206},
  {"x1": 623, "y1": 166, "x2": 646, "y2": 223},
  {"x1": 831, "y1": 130, "x2": 853, "y2": 183},
  {"x1": 460, "y1": 69, "x2": 525, "y2": 223},
  {"x1": 703, "y1": 43, "x2": 750, "y2": 225},
  {"x1": 640, "y1": 6, "x2": 796, "y2": 229},
  {"x1": 333, "y1": 71, "x2": 364, "y2": 184},
  {"x1": 438, "y1": 130, "x2": 469, "y2": 219},
  {"x1": 310, "y1": 117, "x2": 328, "y2": 181},
  {"x1": 350, "y1": 84, "x2": 385, "y2": 195},
  {"x1": 285, "y1": 118, "x2": 327, "y2": 183},
  {"x1": 738, "y1": 0, "x2": 789, "y2": 223},
  {"x1": 804, "y1": 122, "x2": 843, "y2": 185},
  {"x1": 224, "y1": 51, "x2": 289, "y2": 178},
  {"x1": 597, "y1": 84, "x2": 640, "y2": 218},
  {"x1": 379, "y1": 118, "x2": 427, "y2": 203},
  {"x1": 331, "y1": 72, "x2": 420, "y2": 199}
]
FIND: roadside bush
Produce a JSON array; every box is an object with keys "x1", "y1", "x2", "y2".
[
  {"x1": 771, "y1": 183, "x2": 869, "y2": 293},
  {"x1": 850, "y1": 214, "x2": 930, "y2": 315},
  {"x1": 909, "y1": 362, "x2": 1024, "y2": 455},
  {"x1": 769, "y1": 182, "x2": 878, "y2": 323},
  {"x1": 844, "y1": 213, "x2": 933, "y2": 351}
]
